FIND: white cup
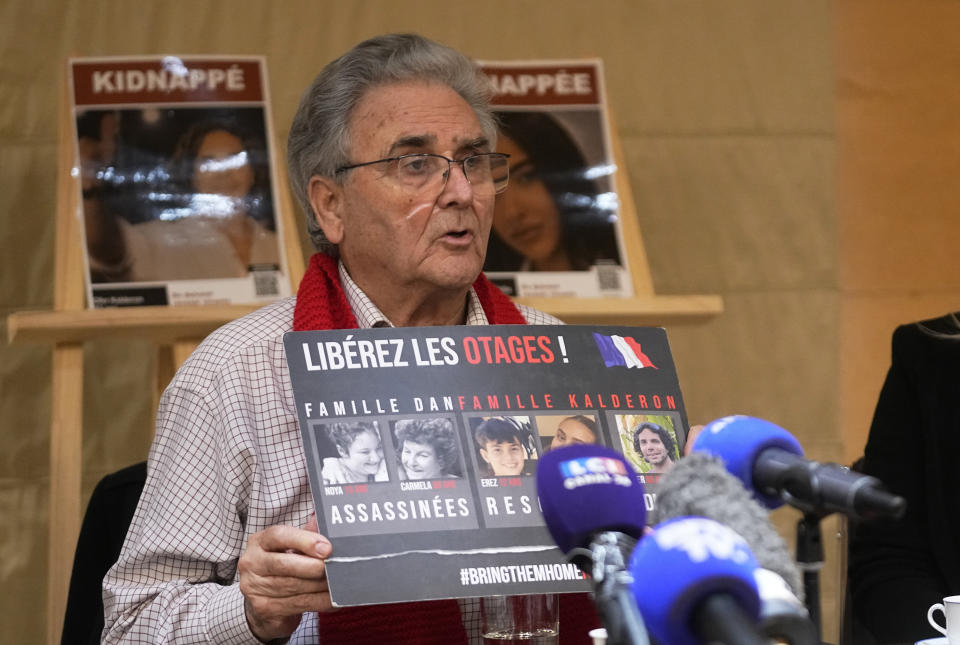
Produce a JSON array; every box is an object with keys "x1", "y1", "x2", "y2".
[
  {"x1": 927, "y1": 595, "x2": 960, "y2": 642},
  {"x1": 589, "y1": 627, "x2": 608, "y2": 645}
]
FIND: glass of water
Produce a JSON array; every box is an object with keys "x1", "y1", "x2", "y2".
[{"x1": 481, "y1": 594, "x2": 559, "y2": 644}]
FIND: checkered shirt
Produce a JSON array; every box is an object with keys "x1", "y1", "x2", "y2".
[{"x1": 102, "y1": 267, "x2": 561, "y2": 644}]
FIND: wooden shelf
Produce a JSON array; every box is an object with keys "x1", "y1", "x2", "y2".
[
  {"x1": 516, "y1": 294, "x2": 723, "y2": 325},
  {"x1": 8, "y1": 294, "x2": 722, "y2": 346},
  {"x1": 6, "y1": 305, "x2": 261, "y2": 345}
]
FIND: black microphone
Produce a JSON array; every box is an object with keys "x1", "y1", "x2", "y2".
[
  {"x1": 655, "y1": 452, "x2": 818, "y2": 645},
  {"x1": 536, "y1": 444, "x2": 650, "y2": 645},
  {"x1": 692, "y1": 415, "x2": 906, "y2": 520}
]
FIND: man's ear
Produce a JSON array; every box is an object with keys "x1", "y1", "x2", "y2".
[
  {"x1": 479, "y1": 448, "x2": 490, "y2": 465},
  {"x1": 308, "y1": 175, "x2": 345, "y2": 245}
]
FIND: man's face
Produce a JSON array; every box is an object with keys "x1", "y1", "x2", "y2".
[
  {"x1": 480, "y1": 437, "x2": 526, "y2": 476},
  {"x1": 636, "y1": 428, "x2": 669, "y2": 467},
  {"x1": 329, "y1": 81, "x2": 495, "y2": 297}
]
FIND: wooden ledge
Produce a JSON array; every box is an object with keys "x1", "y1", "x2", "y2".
[
  {"x1": 515, "y1": 294, "x2": 723, "y2": 325},
  {"x1": 7, "y1": 294, "x2": 722, "y2": 346},
  {"x1": 6, "y1": 305, "x2": 261, "y2": 345}
]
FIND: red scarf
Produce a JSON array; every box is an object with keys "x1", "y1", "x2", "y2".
[{"x1": 294, "y1": 253, "x2": 599, "y2": 644}]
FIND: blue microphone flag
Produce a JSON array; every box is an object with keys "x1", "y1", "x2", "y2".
[{"x1": 536, "y1": 444, "x2": 647, "y2": 556}]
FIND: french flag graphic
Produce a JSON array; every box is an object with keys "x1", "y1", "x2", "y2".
[{"x1": 593, "y1": 333, "x2": 657, "y2": 369}]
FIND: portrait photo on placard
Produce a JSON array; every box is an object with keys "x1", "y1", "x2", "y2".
[
  {"x1": 614, "y1": 413, "x2": 680, "y2": 476},
  {"x1": 317, "y1": 420, "x2": 390, "y2": 485},
  {"x1": 391, "y1": 417, "x2": 465, "y2": 480},
  {"x1": 535, "y1": 413, "x2": 601, "y2": 452},
  {"x1": 468, "y1": 415, "x2": 540, "y2": 478}
]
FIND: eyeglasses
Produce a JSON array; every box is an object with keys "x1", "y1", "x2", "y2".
[{"x1": 335, "y1": 152, "x2": 510, "y2": 195}]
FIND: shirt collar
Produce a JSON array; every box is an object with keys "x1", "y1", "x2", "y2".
[{"x1": 338, "y1": 261, "x2": 488, "y2": 328}]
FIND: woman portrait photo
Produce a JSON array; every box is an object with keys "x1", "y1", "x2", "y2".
[
  {"x1": 484, "y1": 110, "x2": 621, "y2": 273},
  {"x1": 79, "y1": 107, "x2": 280, "y2": 283},
  {"x1": 537, "y1": 414, "x2": 599, "y2": 451},
  {"x1": 393, "y1": 418, "x2": 463, "y2": 480},
  {"x1": 320, "y1": 421, "x2": 388, "y2": 485}
]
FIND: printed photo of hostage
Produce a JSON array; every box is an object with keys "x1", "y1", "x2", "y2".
[
  {"x1": 536, "y1": 414, "x2": 599, "y2": 451},
  {"x1": 633, "y1": 422, "x2": 677, "y2": 475},
  {"x1": 472, "y1": 416, "x2": 540, "y2": 477},
  {"x1": 77, "y1": 107, "x2": 280, "y2": 283},
  {"x1": 393, "y1": 417, "x2": 463, "y2": 480},
  {"x1": 320, "y1": 421, "x2": 389, "y2": 485},
  {"x1": 615, "y1": 414, "x2": 680, "y2": 476},
  {"x1": 484, "y1": 111, "x2": 621, "y2": 273}
]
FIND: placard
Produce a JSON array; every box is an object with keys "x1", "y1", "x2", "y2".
[
  {"x1": 479, "y1": 60, "x2": 632, "y2": 298},
  {"x1": 284, "y1": 325, "x2": 688, "y2": 605},
  {"x1": 69, "y1": 56, "x2": 291, "y2": 307}
]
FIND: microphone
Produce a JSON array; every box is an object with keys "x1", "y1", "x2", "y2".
[
  {"x1": 536, "y1": 444, "x2": 650, "y2": 645},
  {"x1": 692, "y1": 415, "x2": 906, "y2": 520},
  {"x1": 629, "y1": 516, "x2": 766, "y2": 645},
  {"x1": 655, "y1": 452, "x2": 818, "y2": 644}
]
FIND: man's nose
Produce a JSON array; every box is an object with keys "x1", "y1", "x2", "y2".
[{"x1": 437, "y1": 162, "x2": 473, "y2": 206}]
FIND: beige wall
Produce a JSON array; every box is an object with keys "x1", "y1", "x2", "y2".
[
  {"x1": 837, "y1": 0, "x2": 960, "y2": 466},
  {"x1": 14, "y1": 0, "x2": 954, "y2": 642}
]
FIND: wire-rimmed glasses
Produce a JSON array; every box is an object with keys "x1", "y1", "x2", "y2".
[{"x1": 335, "y1": 152, "x2": 510, "y2": 196}]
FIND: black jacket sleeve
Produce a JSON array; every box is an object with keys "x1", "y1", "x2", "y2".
[{"x1": 849, "y1": 315, "x2": 960, "y2": 642}]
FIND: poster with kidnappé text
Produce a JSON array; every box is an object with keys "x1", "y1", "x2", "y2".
[
  {"x1": 70, "y1": 56, "x2": 291, "y2": 308},
  {"x1": 284, "y1": 325, "x2": 689, "y2": 606},
  {"x1": 477, "y1": 60, "x2": 633, "y2": 299}
]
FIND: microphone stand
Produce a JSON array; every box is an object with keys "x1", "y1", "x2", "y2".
[
  {"x1": 795, "y1": 511, "x2": 825, "y2": 641},
  {"x1": 773, "y1": 454, "x2": 832, "y2": 641},
  {"x1": 590, "y1": 533, "x2": 651, "y2": 645},
  {"x1": 773, "y1": 454, "x2": 906, "y2": 643}
]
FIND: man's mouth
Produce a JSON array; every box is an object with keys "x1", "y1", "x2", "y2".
[{"x1": 441, "y1": 228, "x2": 475, "y2": 246}]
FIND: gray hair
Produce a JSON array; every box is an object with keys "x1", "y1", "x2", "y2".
[{"x1": 287, "y1": 33, "x2": 497, "y2": 252}]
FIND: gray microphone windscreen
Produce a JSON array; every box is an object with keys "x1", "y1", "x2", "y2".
[{"x1": 653, "y1": 452, "x2": 803, "y2": 600}]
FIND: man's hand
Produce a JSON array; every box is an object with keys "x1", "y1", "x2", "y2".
[{"x1": 238, "y1": 517, "x2": 334, "y2": 643}]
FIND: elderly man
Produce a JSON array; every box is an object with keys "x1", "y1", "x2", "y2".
[{"x1": 102, "y1": 34, "x2": 598, "y2": 644}]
